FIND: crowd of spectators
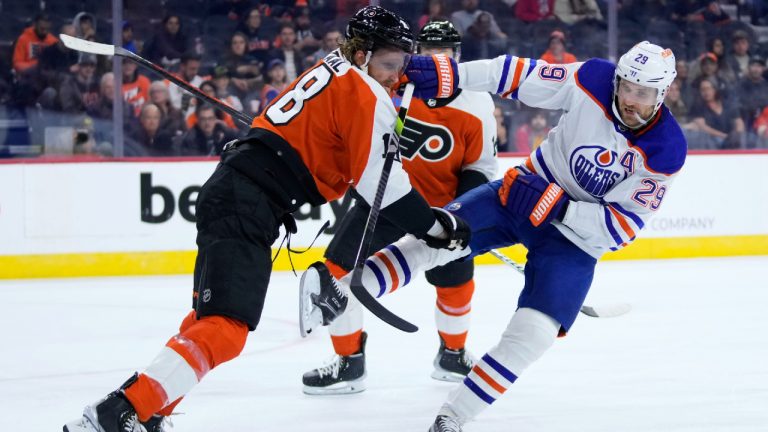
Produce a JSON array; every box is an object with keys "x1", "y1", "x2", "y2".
[{"x1": 1, "y1": 0, "x2": 768, "y2": 157}]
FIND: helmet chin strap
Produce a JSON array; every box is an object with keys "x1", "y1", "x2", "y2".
[
  {"x1": 360, "y1": 51, "x2": 372, "y2": 74},
  {"x1": 612, "y1": 96, "x2": 658, "y2": 130}
]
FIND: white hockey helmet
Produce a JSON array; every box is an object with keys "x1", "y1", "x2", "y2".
[{"x1": 613, "y1": 41, "x2": 676, "y2": 128}]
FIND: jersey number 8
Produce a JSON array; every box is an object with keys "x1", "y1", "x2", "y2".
[{"x1": 266, "y1": 64, "x2": 333, "y2": 125}]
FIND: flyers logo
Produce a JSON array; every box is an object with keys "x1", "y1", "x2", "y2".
[{"x1": 399, "y1": 117, "x2": 455, "y2": 162}]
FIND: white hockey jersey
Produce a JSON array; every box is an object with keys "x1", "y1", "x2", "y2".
[{"x1": 458, "y1": 56, "x2": 687, "y2": 258}]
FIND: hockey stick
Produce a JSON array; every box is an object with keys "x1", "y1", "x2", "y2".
[
  {"x1": 347, "y1": 83, "x2": 419, "y2": 333},
  {"x1": 488, "y1": 249, "x2": 631, "y2": 318},
  {"x1": 59, "y1": 34, "x2": 252, "y2": 127}
]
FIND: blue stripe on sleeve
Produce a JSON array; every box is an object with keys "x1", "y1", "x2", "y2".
[
  {"x1": 481, "y1": 354, "x2": 518, "y2": 383},
  {"x1": 463, "y1": 377, "x2": 496, "y2": 404},
  {"x1": 535, "y1": 147, "x2": 556, "y2": 183},
  {"x1": 496, "y1": 55, "x2": 512, "y2": 94},
  {"x1": 603, "y1": 207, "x2": 624, "y2": 246},
  {"x1": 365, "y1": 260, "x2": 387, "y2": 298},
  {"x1": 385, "y1": 245, "x2": 410, "y2": 286},
  {"x1": 609, "y1": 202, "x2": 644, "y2": 229}
]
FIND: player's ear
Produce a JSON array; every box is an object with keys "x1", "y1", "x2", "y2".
[{"x1": 352, "y1": 50, "x2": 367, "y2": 67}]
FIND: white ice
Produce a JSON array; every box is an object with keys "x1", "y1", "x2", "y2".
[{"x1": 2, "y1": 257, "x2": 767, "y2": 431}]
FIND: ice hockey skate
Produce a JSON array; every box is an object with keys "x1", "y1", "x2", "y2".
[
  {"x1": 299, "y1": 261, "x2": 349, "y2": 337},
  {"x1": 431, "y1": 336, "x2": 475, "y2": 382},
  {"x1": 302, "y1": 332, "x2": 367, "y2": 395},
  {"x1": 429, "y1": 414, "x2": 462, "y2": 432},
  {"x1": 63, "y1": 374, "x2": 146, "y2": 432}
]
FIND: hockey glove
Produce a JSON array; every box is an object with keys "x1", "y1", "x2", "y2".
[
  {"x1": 397, "y1": 54, "x2": 459, "y2": 100},
  {"x1": 425, "y1": 207, "x2": 471, "y2": 250},
  {"x1": 498, "y1": 168, "x2": 570, "y2": 227}
]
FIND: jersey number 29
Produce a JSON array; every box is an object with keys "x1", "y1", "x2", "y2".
[{"x1": 265, "y1": 64, "x2": 333, "y2": 125}]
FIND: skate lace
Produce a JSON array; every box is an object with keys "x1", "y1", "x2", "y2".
[
  {"x1": 317, "y1": 355, "x2": 343, "y2": 379},
  {"x1": 120, "y1": 412, "x2": 144, "y2": 432},
  {"x1": 460, "y1": 351, "x2": 475, "y2": 369},
  {"x1": 437, "y1": 416, "x2": 461, "y2": 432}
]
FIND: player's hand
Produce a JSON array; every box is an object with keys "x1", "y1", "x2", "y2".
[
  {"x1": 396, "y1": 54, "x2": 458, "y2": 100},
  {"x1": 425, "y1": 207, "x2": 471, "y2": 250},
  {"x1": 498, "y1": 168, "x2": 570, "y2": 227}
]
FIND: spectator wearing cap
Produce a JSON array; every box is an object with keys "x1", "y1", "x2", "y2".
[
  {"x1": 726, "y1": 31, "x2": 752, "y2": 79},
  {"x1": 260, "y1": 59, "x2": 289, "y2": 112},
  {"x1": 691, "y1": 52, "x2": 735, "y2": 106},
  {"x1": 180, "y1": 103, "x2": 239, "y2": 156},
  {"x1": 452, "y1": 0, "x2": 505, "y2": 35},
  {"x1": 212, "y1": 66, "x2": 244, "y2": 118},
  {"x1": 58, "y1": 53, "x2": 101, "y2": 114},
  {"x1": 539, "y1": 30, "x2": 577, "y2": 64},
  {"x1": 143, "y1": 14, "x2": 189, "y2": 68},
  {"x1": 515, "y1": 0, "x2": 556, "y2": 23},
  {"x1": 12, "y1": 13, "x2": 58, "y2": 75},
  {"x1": 122, "y1": 21, "x2": 137, "y2": 54},
  {"x1": 165, "y1": 52, "x2": 207, "y2": 113},
  {"x1": 737, "y1": 56, "x2": 768, "y2": 129},
  {"x1": 236, "y1": 7, "x2": 274, "y2": 64},
  {"x1": 461, "y1": 11, "x2": 508, "y2": 62},
  {"x1": 268, "y1": 23, "x2": 302, "y2": 81},
  {"x1": 553, "y1": 0, "x2": 603, "y2": 25}
]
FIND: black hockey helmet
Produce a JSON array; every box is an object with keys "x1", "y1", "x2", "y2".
[
  {"x1": 346, "y1": 6, "x2": 414, "y2": 53},
  {"x1": 417, "y1": 20, "x2": 461, "y2": 50}
]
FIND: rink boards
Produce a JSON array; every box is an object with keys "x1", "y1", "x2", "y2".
[{"x1": 0, "y1": 153, "x2": 766, "y2": 278}]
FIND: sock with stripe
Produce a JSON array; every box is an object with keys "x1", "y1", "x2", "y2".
[
  {"x1": 124, "y1": 311, "x2": 249, "y2": 421},
  {"x1": 441, "y1": 308, "x2": 559, "y2": 424},
  {"x1": 435, "y1": 280, "x2": 475, "y2": 350}
]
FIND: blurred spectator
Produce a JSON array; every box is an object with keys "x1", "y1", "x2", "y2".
[
  {"x1": 143, "y1": 14, "x2": 189, "y2": 68},
  {"x1": 268, "y1": 24, "x2": 302, "y2": 81},
  {"x1": 148, "y1": 80, "x2": 186, "y2": 138},
  {"x1": 12, "y1": 13, "x2": 58, "y2": 75},
  {"x1": 754, "y1": 106, "x2": 768, "y2": 147},
  {"x1": 493, "y1": 105, "x2": 510, "y2": 152},
  {"x1": 122, "y1": 59, "x2": 151, "y2": 116},
  {"x1": 88, "y1": 72, "x2": 131, "y2": 119},
  {"x1": 212, "y1": 66, "x2": 244, "y2": 115},
  {"x1": 126, "y1": 103, "x2": 176, "y2": 156},
  {"x1": 701, "y1": 1, "x2": 731, "y2": 25},
  {"x1": 698, "y1": 36, "x2": 737, "y2": 83},
  {"x1": 554, "y1": 0, "x2": 603, "y2": 25},
  {"x1": 515, "y1": 0, "x2": 556, "y2": 23},
  {"x1": 237, "y1": 7, "x2": 273, "y2": 64},
  {"x1": 294, "y1": 7, "x2": 321, "y2": 56},
  {"x1": 514, "y1": 109, "x2": 551, "y2": 153},
  {"x1": 461, "y1": 12, "x2": 508, "y2": 62},
  {"x1": 689, "y1": 77, "x2": 745, "y2": 149},
  {"x1": 665, "y1": 80, "x2": 691, "y2": 124},
  {"x1": 670, "y1": 0, "x2": 707, "y2": 24},
  {"x1": 37, "y1": 23, "x2": 79, "y2": 91},
  {"x1": 675, "y1": 59, "x2": 694, "y2": 106},
  {"x1": 167, "y1": 52, "x2": 206, "y2": 113},
  {"x1": 58, "y1": 53, "x2": 100, "y2": 114},
  {"x1": 122, "y1": 21, "x2": 137, "y2": 54},
  {"x1": 222, "y1": 32, "x2": 264, "y2": 100},
  {"x1": 260, "y1": 59, "x2": 289, "y2": 110},
  {"x1": 209, "y1": 0, "x2": 253, "y2": 21},
  {"x1": 452, "y1": 0, "x2": 505, "y2": 36},
  {"x1": 187, "y1": 80, "x2": 238, "y2": 130},
  {"x1": 180, "y1": 104, "x2": 238, "y2": 156},
  {"x1": 691, "y1": 52, "x2": 735, "y2": 105},
  {"x1": 540, "y1": 30, "x2": 577, "y2": 64},
  {"x1": 418, "y1": 0, "x2": 449, "y2": 29},
  {"x1": 308, "y1": 28, "x2": 343, "y2": 65},
  {"x1": 73, "y1": 12, "x2": 97, "y2": 41},
  {"x1": 737, "y1": 56, "x2": 768, "y2": 128},
  {"x1": 726, "y1": 31, "x2": 752, "y2": 79}
]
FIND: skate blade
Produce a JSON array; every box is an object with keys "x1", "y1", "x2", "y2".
[
  {"x1": 299, "y1": 268, "x2": 322, "y2": 338},
  {"x1": 302, "y1": 379, "x2": 366, "y2": 395},
  {"x1": 430, "y1": 369, "x2": 466, "y2": 383},
  {"x1": 63, "y1": 404, "x2": 101, "y2": 432}
]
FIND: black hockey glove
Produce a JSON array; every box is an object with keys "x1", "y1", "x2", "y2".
[{"x1": 425, "y1": 207, "x2": 471, "y2": 251}]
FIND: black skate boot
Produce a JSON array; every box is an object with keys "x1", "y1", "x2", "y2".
[
  {"x1": 63, "y1": 373, "x2": 145, "y2": 432},
  {"x1": 428, "y1": 415, "x2": 463, "y2": 432},
  {"x1": 302, "y1": 332, "x2": 367, "y2": 395},
  {"x1": 431, "y1": 336, "x2": 475, "y2": 382},
  {"x1": 141, "y1": 415, "x2": 168, "y2": 432},
  {"x1": 299, "y1": 261, "x2": 349, "y2": 337}
]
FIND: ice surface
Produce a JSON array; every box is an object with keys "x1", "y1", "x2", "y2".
[{"x1": 2, "y1": 257, "x2": 766, "y2": 431}]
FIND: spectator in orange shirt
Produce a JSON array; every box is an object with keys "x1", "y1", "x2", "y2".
[
  {"x1": 540, "y1": 30, "x2": 577, "y2": 64},
  {"x1": 122, "y1": 59, "x2": 151, "y2": 117},
  {"x1": 12, "y1": 13, "x2": 58, "y2": 74}
]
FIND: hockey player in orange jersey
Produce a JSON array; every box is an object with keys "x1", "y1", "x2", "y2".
[
  {"x1": 301, "y1": 20, "x2": 498, "y2": 395},
  {"x1": 63, "y1": 6, "x2": 467, "y2": 432}
]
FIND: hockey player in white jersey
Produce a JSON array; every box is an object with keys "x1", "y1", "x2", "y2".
[{"x1": 299, "y1": 41, "x2": 686, "y2": 431}]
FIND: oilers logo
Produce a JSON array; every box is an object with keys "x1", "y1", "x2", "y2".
[
  {"x1": 398, "y1": 117, "x2": 455, "y2": 162},
  {"x1": 569, "y1": 145, "x2": 625, "y2": 198}
]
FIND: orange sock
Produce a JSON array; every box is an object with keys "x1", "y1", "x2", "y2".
[
  {"x1": 435, "y1": 280, "x2": 475, "y2": 350},
  {"x1": 124, "y1": 312, "x2": 248, "y2": 421},
  {"x1": 331, "y1": 330, "x2": 363, "y2": 356}
]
